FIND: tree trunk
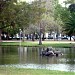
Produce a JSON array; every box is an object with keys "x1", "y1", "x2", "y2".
[
  {"x1": 32, "y1": 34, "x2": 35, "y2": 41},
  {"x1": 0, "y1": 29, "x2": 2, "y2": 42},
  {"x1": 70, "y1": 36, "x2": 71, "y2": 41},
  {"x1": 39, "y1": 24, "x2": 42, "y2": 45},
  {"x1": 42, "y1": 33, "x2": 45, "y2": 41},
  {"x1": 39, "y1": 32, "x2": 42, "y2": 45}
]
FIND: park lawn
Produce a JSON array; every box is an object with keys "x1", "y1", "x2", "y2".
[
  {"x1": 0, "y1": 67, "x2": 75, "y2": 75},
  {"x1": 0, "y1": 41, "x2": 75, "y2": 47}
]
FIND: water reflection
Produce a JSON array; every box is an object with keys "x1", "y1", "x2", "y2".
[
  {"x1": 0, "y1": 46, "x2": 75, "y2": 72},
  {"x1": 0, "y1": 46, "x2": 19, "y2": 64}
]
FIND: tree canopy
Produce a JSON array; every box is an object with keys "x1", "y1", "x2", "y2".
[
  {"x1": 54, "y1": 0, "x2": 75, "y2": 40},
  {"x1": 0, "y1": 0, "x2": 45, "y2": 39}
]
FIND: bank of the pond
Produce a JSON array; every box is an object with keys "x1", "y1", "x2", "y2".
[
  {"x1": 0, "y1": 41, "x2": 75, "y2": 48},
  {"x1": 0, "y1": 67, "x2": 75, "y2": 75}
]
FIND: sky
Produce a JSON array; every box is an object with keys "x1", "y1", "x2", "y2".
[
  {"x1": 20, "y1": 0, "x2": 66, "y2": 3},
  {"x1": 20, "y1": 0, "x2": 66, "y2": 6},
  {"x1": 59, "y1": 0, "x2": 67, "y2": 7},
  {"x1": 19, "y1": 0, "x2": 34, "y2": 3},
  {"x1": 59, "y1": 0, "x2": 66, "y2": 4}
]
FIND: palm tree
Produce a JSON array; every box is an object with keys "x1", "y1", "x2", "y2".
[{"x1": 63, "y1": 12, "x2": 75, "y2": 41}]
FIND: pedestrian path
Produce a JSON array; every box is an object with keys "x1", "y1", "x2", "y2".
[{"x1": 2, "y1": 40, "x2": 75, "y2": 44}]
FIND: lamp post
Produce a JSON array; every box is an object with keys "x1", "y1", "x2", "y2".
[{"x1": 19, "y1": 29, "x2": 22, "y2": 46}]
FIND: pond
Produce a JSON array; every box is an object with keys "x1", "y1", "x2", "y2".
[{"x1": 0, "y1": 46, "x2": 75, "y2": 72}]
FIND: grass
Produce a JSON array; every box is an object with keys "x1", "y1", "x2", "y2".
[
  {"x1": 0, "y1": 41, "x2": 75, "y2": 48},
  {"x1": 0, "y1": 67, "x2": 75, "y2": 75}
]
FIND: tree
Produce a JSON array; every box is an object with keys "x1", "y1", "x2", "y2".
[
  {"x1": 64, "y1": 4, "x2": 75, "y2": 40},
  {"x1": 16, "y1": 1, "x2": 45, "y2": 42},
  {"x1": 0, "y1": 0, "x2": 18, "y2": 40},
  {"x1": 54, "y1": 0, "x2": 75, "y2": 41},
  {"x1": 31, "y1": 0, "x2": 46, "y2": 44}
]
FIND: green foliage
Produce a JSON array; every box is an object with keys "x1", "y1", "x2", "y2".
[
  {"x1": 69, "y1": 4, "x2": 75, "y2": 12},
  {"x1": 0, "y1": 0, "x2": 18, "y2": 36},
  {"x1": 65, "y1": 0, "x2": 75, "y2": 4},
  {"x1": 54, "y1": 4, "x2": 70, "y2": 22},
  {"x1": 0, "y1": 0, "x2": 45, "y2": 37},
  {"x1": 54, "y1": 0, "x2": 75, "y2": 36},
  {"x1": 16, "y1": 1, "x2": 45, "y2": 29},
  {"x1": 64, "y1": 12, "x2": 75, "y2": 35}
]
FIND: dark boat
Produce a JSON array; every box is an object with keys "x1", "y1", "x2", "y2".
[{"x1": 40, "y1": 48, "x2": 63, "y2": 57}]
